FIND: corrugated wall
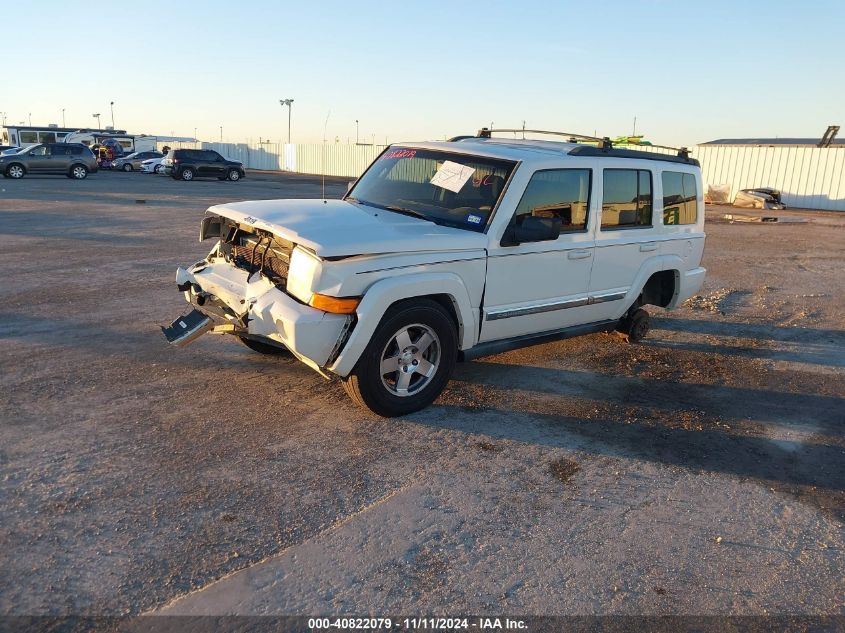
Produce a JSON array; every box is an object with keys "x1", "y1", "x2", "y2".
[
  {"x1": 154, "y1": 139, "x2": 845, "y2": 211},
  {"x1": 695, "y1": 145, "x2": 845, "y2": 211},
  {"x1": 294, "y1": 144, "x2": 387, "y2": 177}
]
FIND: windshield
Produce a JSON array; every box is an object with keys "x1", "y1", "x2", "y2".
[{"x1": 348, "y1": 147, "x2": 516, "y2": 232}]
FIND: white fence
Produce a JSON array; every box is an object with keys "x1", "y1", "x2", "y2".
[{"x1": 156, "y1": 140, "x2": 845, "y2": 211}]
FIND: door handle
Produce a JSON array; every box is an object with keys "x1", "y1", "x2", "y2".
[
  {"x1": 567, "y1": 249, "x2": 592, "y2": 260},
  {"x1": 639, "y1": 243, "x2": 658, "y2": 252}
]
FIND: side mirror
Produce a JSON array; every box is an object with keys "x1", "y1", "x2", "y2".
[{"x1": 502, "y1": 216, "x2": 561, "y2": 246}]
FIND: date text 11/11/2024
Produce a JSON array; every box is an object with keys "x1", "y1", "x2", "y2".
[{"x1": 307, "y1": 617, "x2": 528, "y2": 630}]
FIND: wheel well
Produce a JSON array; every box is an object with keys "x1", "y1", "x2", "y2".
[
  {"x1": 387, "y1": 294, "x2": 462, "y2": 340},
  {"x1": 640, "y1": 270, "x2": 678, "y2": 308}
]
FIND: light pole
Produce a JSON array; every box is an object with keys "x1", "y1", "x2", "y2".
[
  {"x1": 92, "y1": 113, "x2": 101, "y2": 129},
  {"x1": 279, "y1": 99, "x2": 293, "y2": 144},
  {"x1": 28, "y1": 113, "x2": 32, "y2": 126},
  {"x1": 110, "y1": 101, "x2": 115, "y2": 128},
  {"x1": 62, "y1": 109, "x2": 65, "y2": 127},
  {"x1": 355, "y1": 119, "x2": 359, "y2": 144},
  {"x1": 219, "y1": 126, "x2": 222, "y2": 142}
]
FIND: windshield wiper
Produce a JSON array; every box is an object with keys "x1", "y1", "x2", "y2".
[{"x1": 382, "y1": 205, "x2": 431, "y2": 221}]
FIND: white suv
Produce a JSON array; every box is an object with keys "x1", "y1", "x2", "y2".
[{"x1": 163, "y1": 129, "x2": 705, "y2": 416}]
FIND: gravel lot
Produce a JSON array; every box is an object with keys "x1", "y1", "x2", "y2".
[{"x1": 0, "y1": 171, "x2": 843, "y2": 619}]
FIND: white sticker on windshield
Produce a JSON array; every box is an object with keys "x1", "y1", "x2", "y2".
[{"x1": 430, "y1": 161, "x2": 475, "y2": 193}]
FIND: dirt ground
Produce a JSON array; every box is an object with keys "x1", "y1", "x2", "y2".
[{"x1": 0, "y1": 172, "x2": 842, "y2": 621}]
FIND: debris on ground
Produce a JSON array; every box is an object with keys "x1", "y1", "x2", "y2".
[
  {"x1": 685, "y1": 288, "x2": 736, "y2": 313},
  {"x1": 549, "y1": 457, "x2": 580, "y2": 483},
  {"x1": 733, "y1": 188, "x2": 787, "y2": 210}
]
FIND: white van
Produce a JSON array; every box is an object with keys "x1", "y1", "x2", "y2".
[{"x1": 164, "y1": 129, "x2": 705, "y2": 416}]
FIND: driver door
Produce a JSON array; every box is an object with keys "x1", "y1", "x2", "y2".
[
  {"x1": 480, "y1": 168, "x2": 597, "y2": 342},
  {"x1": 26, "y1": 145, "x2": 53, "y2": 172}
]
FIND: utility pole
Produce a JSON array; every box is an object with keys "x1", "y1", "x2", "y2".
[
  {"x1": 355, "y1": 119, "x2": 359, "y2": 144},
  {"x1": 110, "y1": 101, "x2": 115, "y2": 128},
  {"x1": 28, "y1": 113, "x2": 32, "y2": 126},
  {"x1": 62, "y1": 109, "x2": 66, "y2": 127},
  {"x1": 219, "y1": 126, "x2": 223, "y2": 142},
  {"x1": 633, "y1": 116, "x2": 637, "y2": 137},
  {"x1": 279, "y1": 99, "x2": 294, "y2": 144}
]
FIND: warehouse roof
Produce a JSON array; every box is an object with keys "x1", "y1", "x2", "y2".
[{"x1": 700, "y1": 138, "x2": 844, "y2": 147}]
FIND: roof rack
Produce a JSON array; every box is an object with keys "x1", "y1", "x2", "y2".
[{"x1": 473, "y1": 127, "x2": 690, "y2": 159}]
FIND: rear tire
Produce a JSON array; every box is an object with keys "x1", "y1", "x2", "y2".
[
  {"x1": 70, "y1": 165, "x2": 88, "y2": 179},
  {"x1": 238, "y1": 336, "x2": 290, "y2": 355},
  {"x1": 618, "y1": 308, "x2": 650, "y2": 343},
  {"x1": 180, "y1": 167, "x2": 195, "y2": 181},
  {"x1": 342, "y1": 299, "x2": 456, "y2": 417}
]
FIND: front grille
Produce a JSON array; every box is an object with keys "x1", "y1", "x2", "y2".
[{"x1": 230, "y1": 238, "x2": 291, "y2": 287}]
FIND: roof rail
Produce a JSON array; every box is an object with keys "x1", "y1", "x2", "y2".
[
  {"x1": 476, "y1": 127, "x2": 612, "y2": 150},
  {"x1": 473, "y1": 127, "x2": 690, "y2": 158}
]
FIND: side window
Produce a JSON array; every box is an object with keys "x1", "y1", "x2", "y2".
[
  {"x1": 512, "y1": 169, "x2": 591, "y2": 233},
  {"x1": 601, "y1": 169, "x2": 653, "y2": 229},
  {"x1": 661, "y1": 172, "x2": 698, "y2": 225},
  {"x1": 206, "y1": 151, "x2": 222, "y2": 161},
  {"x1": 51, "y1": 145, "x2": 71, "y2": 156},
  {"x1": 38, "y1": 132, "x2": 57, "y2": 144},
  {"x1": 70, "y1": 146, "x2": 84, "y2": 155},
  {"x1": 29, "y1": 145, "x2": 49, "y2": 156},
  {"x1": 19, "y1": 131, "x2": 38, "y2": 144}
]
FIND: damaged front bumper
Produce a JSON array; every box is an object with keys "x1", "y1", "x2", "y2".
[{"x1": 166, "y1": 259, "x2": 351, "y2": 374}]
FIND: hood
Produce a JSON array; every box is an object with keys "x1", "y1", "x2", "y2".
[{"x1": 207, "y1": 199, "x2": 488, "y2": 258}]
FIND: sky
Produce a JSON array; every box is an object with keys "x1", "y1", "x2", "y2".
[{"x1": 3, "y1": 0, "x2": 843, "y2": 147}]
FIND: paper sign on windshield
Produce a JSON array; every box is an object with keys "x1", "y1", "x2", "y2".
[{"x1": 430, "y1": 161, "x2": 475, "y2": 193}]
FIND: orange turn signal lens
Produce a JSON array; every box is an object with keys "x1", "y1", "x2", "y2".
[{"x1": 308, "y1": 293, "x2": 361, "y2": 314}]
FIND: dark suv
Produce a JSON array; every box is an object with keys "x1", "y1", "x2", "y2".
[
  {"x1": 163, "y1": 149, "x2": 245, "y2": 181},
  {"x1": 0, "y1": 143, "x2": 98, "y2": 179}
]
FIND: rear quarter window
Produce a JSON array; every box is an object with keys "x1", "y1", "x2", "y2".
[{"x1": 661, "y1": 171, "x2": 698, "y2": 225}]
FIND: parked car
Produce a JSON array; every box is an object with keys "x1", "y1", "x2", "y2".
[
  {"x1": 162, "y1": 149, "x2": 244, "y2": 181},
  {"x1": 163, "y1": 129, "x2": 706, "y2": 416},
  {"x1": 112, "y1": 151, "x2": 164, "y2": 172},
  {"x1": 140, "y1": 156, "x2": 166, "y2": 174},
  {"x1": 0, "y1": 143, "x2": 98, "y2": 179}
]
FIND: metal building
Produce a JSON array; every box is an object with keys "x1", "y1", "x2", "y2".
[{"x1": 695, "y1": 128, "x2": 844, "y2": 211}]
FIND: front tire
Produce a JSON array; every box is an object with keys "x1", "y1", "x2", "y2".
[
  {"x1": 342, "y1": 299, "x2": 456, "y2": 417},
  {"x1": 154, "y1": 164, "x2": 164, "y2": 174},
  {"x1": 6, "y1": 164, "x2": 25, "y2": 179},
  {"x1": 238, "y1": 336, "x2": 290, "y2": 355},
  {"x1": 180, "y1": 167, "x2": 195, "y2": 181},
  {"x1": 122, "y1": 164, "x2": 133, "y2": 172},
  {"x1": 227, "y1": 169, "x2": 241, "y2": 181}
]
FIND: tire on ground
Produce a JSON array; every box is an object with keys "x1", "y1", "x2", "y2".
[{"x1": 342, "y1": 298, "x2": 457, "y2": 417}]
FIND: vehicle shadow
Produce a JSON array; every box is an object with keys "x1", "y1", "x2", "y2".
[
  {"x1": 642, "y1": 337, "x2": 845, "y2": 369},
  {"x1": 654, "y1": 316, "x2": 845, "y2": 346},
  {"x1": 448, "y1": 360, "x2": 844, "y2": 435},
  {"x1": 412, "y1": 395, "x2": 845, "y2": 520}
]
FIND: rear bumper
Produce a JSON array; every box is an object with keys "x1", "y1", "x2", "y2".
[
  {"x1": 174, "y1": 260, "x2": 350, "y2": 371},
  {"x1": 673, "y1": 266, "x2": 706, "y2": 307}
]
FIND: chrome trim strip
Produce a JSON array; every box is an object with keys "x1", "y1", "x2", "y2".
[
  {"x1": 486, "y1": 297, "x2": 589, "y2": 321},
  {"x1": 485, "y1": 290, "x2": 627, "y2": 321},
  {"x1": 590, "y1": 291, "x2": 627, "y2": 304}
]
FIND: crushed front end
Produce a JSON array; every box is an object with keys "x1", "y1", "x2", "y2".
[{"x1": 163, "y1": 214, "x2": 352, "y2": 375}]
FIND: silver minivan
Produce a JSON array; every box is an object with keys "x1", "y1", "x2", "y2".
[{"x1": 0, "y1": 143, "x2": 98, "y2": 179}]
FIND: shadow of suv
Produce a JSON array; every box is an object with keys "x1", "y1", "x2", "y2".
[
  {"x1": 163, "y1": 149, "x2": 245, "y2": 182},
  {"x1": 0, "y1": 143, "x2": 98, "y2": 179}
]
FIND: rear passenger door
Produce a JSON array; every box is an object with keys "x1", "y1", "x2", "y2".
[
  {"x1": 587, "y1": 168, "x2": 658, "y2": 320},
  {"x1": 50, "y1": 145, "x2": 73, "y2": 172}
]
